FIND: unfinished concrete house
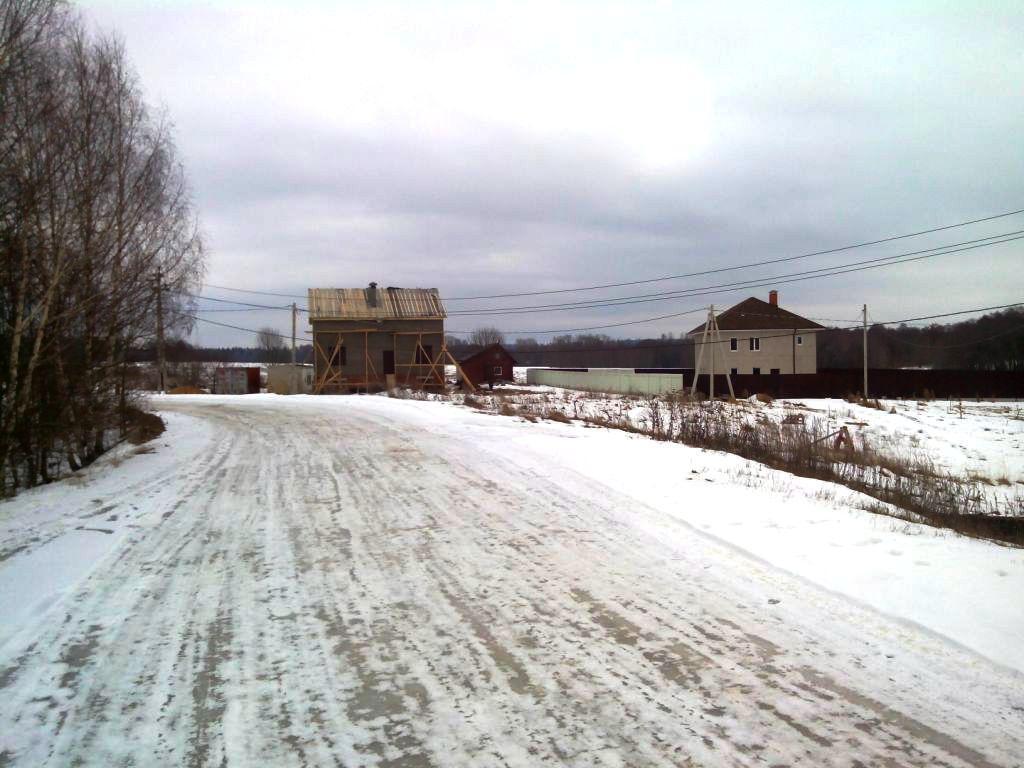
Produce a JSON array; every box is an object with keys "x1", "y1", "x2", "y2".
[{"x1": 308, "y1": 283, "x2": 462, "y2": 393}]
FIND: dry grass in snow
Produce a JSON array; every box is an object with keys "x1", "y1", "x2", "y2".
[{"x1": 396, "y1": 386, "x2": 1024, "y2": 545}]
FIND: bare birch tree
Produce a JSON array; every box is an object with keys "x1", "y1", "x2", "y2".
[
  {"x1": 0, "y1": 3, "x2": 205, "y2": 493},
  {"x1": 469, "y1": 326, "x2": 505, "y2": 347},
  {"x1": 257, "y1": 326, "x2": 287, "y2": 363}
]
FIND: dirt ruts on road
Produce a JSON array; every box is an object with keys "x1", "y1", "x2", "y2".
[{"x1": 0, "y1": 397, "x2": 1021, "y2": 766}]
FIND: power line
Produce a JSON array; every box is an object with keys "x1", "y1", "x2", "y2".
[
  {"x1": 872, "y1": 303, "x2": 1024, "y2": 326},
  {"x1": 182, "y1": 301, "x2": 1022, "y2": 358},
  {"x1": 196, "y1": 207, "x2": 1024, "y2": 305},
  {"x1": 201, "y1": 284, "x2": 308, "y2": 300},
  {"x1": 186, "y1": 314, "x2": 312, "y2": 341},
  {"x1": 881, "y1": 324, "x2": 1024, "y2": 350},
  {"x1": 189, "y1": 293, "x2": 298, "y2": 311},
  {"x1": 443, "y1": 207, "x2": 1024, "y2": 300},
  {"x1": 446, "y1": 236, "x2": 1024, "y2": 334},
  {"x1": 194, "y1": 307, "x2": 289, "y2": 313},
  {"x1": 482, "y1": 302, "x2": 1024, "y2": 355},
  {"x1": 449, "y1": 306, "x2": 710, "y2": 335},
  {"x1": 446, "y1": 231, "x2": 1024, "y2": 316},
  {"x1": 187, "y1": 291, "x2": 1021, "y2": 346}
]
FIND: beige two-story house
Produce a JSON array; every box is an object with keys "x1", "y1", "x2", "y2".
[{"x1": 687, "y1": 291, "x2": 824, "y2": 375}]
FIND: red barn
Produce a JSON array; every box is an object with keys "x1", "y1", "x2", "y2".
[
  {"x1": 214, "y1": 366, "x2": 261, "y2": 394},
  {"x1": 458, "y1": 344, "x2": 517, "y2": 389}
]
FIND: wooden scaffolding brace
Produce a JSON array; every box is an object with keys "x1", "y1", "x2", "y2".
[
  {"x1": 313, "y1": 330, "x2": 476, "y2": 394},
  {"x1": 312, "y1": 329, "x2": 379, "y2": 394},
  {"x1": 392, "y1": 332, "x2": 476, "y2": 393},
  {"x1": 691, "y1": 305, "x2": 735, "y2": 401}
]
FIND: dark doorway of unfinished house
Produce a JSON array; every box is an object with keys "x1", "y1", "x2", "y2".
[{"x1": 382, "y1": 350, "x2": 395, "y2": 375}]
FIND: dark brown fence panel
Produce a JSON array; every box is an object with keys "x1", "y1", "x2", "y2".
[{"x1": 683, "y1": 369, "x2": 1024, "y2": 399}]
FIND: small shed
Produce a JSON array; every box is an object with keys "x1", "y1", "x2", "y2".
[
  {"x1": 459, "y1": 344, "x2": 517, "y2": 388},
  {"x1": 267, "y1": 364, "x2": 314, "y2": 395},
  {"x1": 214, "y1": 366, "x2": 261, "y2": 394}
]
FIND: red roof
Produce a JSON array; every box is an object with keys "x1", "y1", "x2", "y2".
[
  {"x1": 687, "y1": 297, "x2": 824, "y2": 335},
  {"x1": 458, "y1": 343, "x2": 518, "y2": 366}
]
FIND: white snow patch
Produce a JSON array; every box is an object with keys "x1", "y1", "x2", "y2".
[
  {"x1": 317, "y1": 393, "x2": 1024, "y2": 673},
  {"x1": 0, "y1": 410, "x2": 215, "y2": 654}
]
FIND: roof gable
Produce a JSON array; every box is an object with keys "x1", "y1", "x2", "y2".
[
  {"x1": 459, "y1": 343, "x2": 518, "y2": 366},
  {"x1": 308, "y1": 287, "x2": 446, "y2": 320},
  {"x1": 687, "y1": 297, "x2": 824, "y2": 334}
]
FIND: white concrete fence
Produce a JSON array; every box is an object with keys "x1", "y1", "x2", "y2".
[{"x1": 526, "y1": 368, "x2": 686, "y2": 396}]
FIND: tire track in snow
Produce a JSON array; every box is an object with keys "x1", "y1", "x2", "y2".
[
  {"x1": 326, "y1": 401, "x2": 1022, "y2": 767},
  {"x1": 0, "y1": 398, "x2": 1019, "y2": 767}
]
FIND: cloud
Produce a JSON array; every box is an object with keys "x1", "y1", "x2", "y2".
[{"x1": 82, "y1": 0, "x2": 1024, "y2": 344}]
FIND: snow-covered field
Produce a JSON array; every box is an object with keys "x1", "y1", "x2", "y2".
[
  {"x1": 463, "y1": 384, "x2": 1024, "y2": 503},
  {"x1": 0, "y1": 394, "x2": 1021, "y2": 766},
  {"x1": 789, "y1": 398, "x2": 1024, "y2": 483},
  {"x1": 511, "y1": 370, "x2": 1024, "y2": 480}
]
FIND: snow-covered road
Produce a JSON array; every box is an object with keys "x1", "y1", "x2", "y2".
[{"x1": 1, "y1": 396, "x2": 1021, "y2": 766}]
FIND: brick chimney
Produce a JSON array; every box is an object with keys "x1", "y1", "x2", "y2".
[
  {"x1": 769, "y1": 290, "x2": 778, "y2": 307},
  {"x1": 367, "y1": 281, "x2": 378, "y2": 307}
]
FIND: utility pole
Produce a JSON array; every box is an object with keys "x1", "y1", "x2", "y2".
[
  {"x1": 708, "y1": 305, "x2": 715, "y2": 401},
  {"x1": 862, "y1": 303, "x2": 868, "y2": 400},
  {"x1": 691, "y1": 307, "x2": 710, "y2": 399},
  {"x1": 719, "y1": 310, "x2": 734, "y2": 401},
  {"x1": 690, "y1": 305, "x2": 734, "y2": 401},
  {"x1": 681, "y1": 332, "x2": 687, "y2": 393},
  {"x1": 155, "y1": 266, "x2": 166, "y2": 393},
  {"x1": 291, "y1": 302, "x2": 297, "y2": 394}
]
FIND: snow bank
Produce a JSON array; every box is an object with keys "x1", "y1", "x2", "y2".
[{"x1": 0, "y1": 410, "x2": 215, "y2": 654}]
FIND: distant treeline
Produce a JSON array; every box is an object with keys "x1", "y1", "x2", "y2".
[
  {"x1": 817, "y1": 308, "x2": 1024, "y2": 371},
  {"x1": 137, "y1": 308, "x2": 1024, "y2": 371},
  {"x1": 129, "y1": 340, "x2": 312, "y2": 365},
  {"x1": 451, "y1": 334, "x2": 692, "y2": 369}
]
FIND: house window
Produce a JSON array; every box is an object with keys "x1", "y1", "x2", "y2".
[
  {"x1": 493, "y1": 366, "x2": 503, "y2": 376},
  {"x1": 730, "y1": 368, "x2": 738, "y2": 376},
  {"x1": 749, "y1": 337, "x2": 760, "y2": 351},
  {"x1": 770, "y1": 368, "x2": 780, "y2": 375},
  {"x1": 752, "y1": 367, "x2": 761, "y2": 375},
  {"x1": 730, "y1": 337, "x2": 738, "y2": 351},
  {"x1": 416, "y1": 345, "x2": 433, "y2": 364},
  {"x1": 796, "y1": 335, "x2": 803, "y2": 346}
]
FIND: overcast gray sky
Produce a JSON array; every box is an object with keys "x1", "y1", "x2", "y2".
[{"x1": 82, "y1": 0, "x2": 1024, "y2": 346}]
